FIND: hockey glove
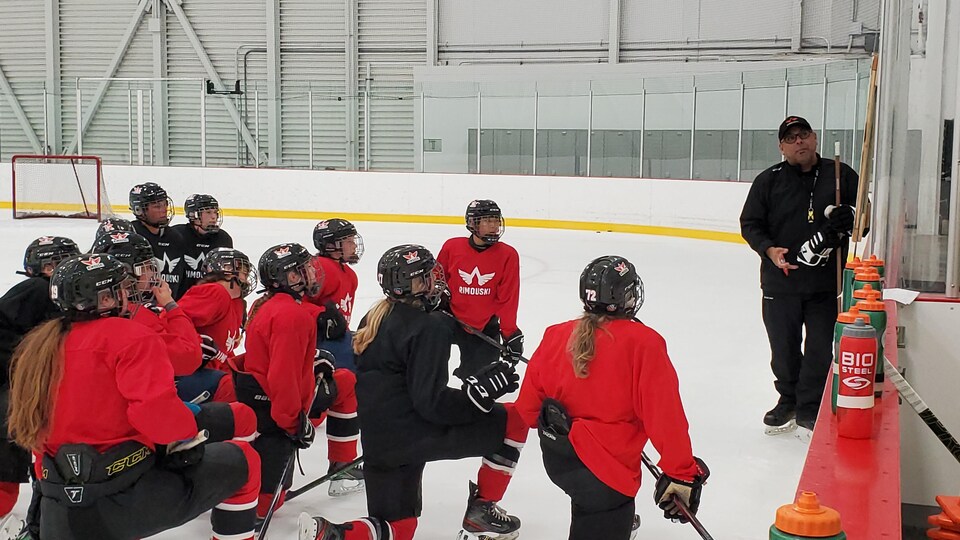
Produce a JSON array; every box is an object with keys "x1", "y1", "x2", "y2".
[
  {"x1": 200, "y1": 334, "x2": 228, "y2": 368},
  {"x1": 310, "y1": 350, "x2": 339, "y2": 416},
  {"x1": 502, "y1": 330, "x2": 524, "y2": 363},
  {"x1": 463, "y1": 360, "x2": 520, "y2": 413},
  {"x1": 161, "y1": 429, "x2": 209, "y2": 470},
  {"x1": 654, "y1": 456, "x2": 710, "y2": 523},
  {"x1": 824, "y1": 204, "x2": 855, "y2": 236},
  {"x1": 317, "y1": 302, "x2": 348, "y2": 340},
  {"x1": 796, "y1": 231, "x2": 835, "y2": 267},
  {"x1": 314, "y1": 349, "x2": 336, "y2": 379},
  {"x1": 290, "y1": 411, "x2": 316, "y2": 450}
]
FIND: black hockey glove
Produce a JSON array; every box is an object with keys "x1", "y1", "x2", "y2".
[
  {"x1": 200, "y1": 334, "x2": 228, "y2": 368},
  {"x1": 309, "y1": 349, "x2": 339, "y2": 417},
  {"x1": 502, "y1": 330, "x2": 524, "y2": 362},
  {"x1": 824, "y1": 204, "x2": 855, "y2": 236},
  {"x1": 317, "y1": 302, "x2": 348, "y2": 340},
  {"x1": 289, "y1": 411, "x2": 316, "y2": 450},
  {"x1": 463, "y1": 360, "x2": 520, "y2": 413},
  {"x1": 653, "y1": 456, "x2": 710, "y2": 523},
  {"x1": 161, "y1": 430, "x2": 209, "y2": 470}
]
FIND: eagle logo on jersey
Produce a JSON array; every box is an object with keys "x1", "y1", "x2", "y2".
[
  {"x1": 158, "y1": 252, "x2": 181, "y2": 273},
  {"x1": 458, "y1": 267, "x2": 495, "y2": 286},
  {"x1": 38, "y1": 236, "x2": 55, "y2": 245},
  {"x1": 110, "y1": 233, "x2": 130, "y2": 243},
  {"x1": 614, "y1": 261, "x2": 629, "y2": 276},
  {"x1": 274, "y1": 246, "x2": 291, "y2": 258},
  {"x1": 224, "y1": 329, "x2": 240, "y2": 353},
  {"x1": 403, "y1": 251, "x2": 420, "y2": 264},
  {"x1": 80, "y1": 256, "x2": 104, "y2": 270},
  {"x1": 184, "y1": 252, "x2": 206, "y2": 271},
  {"x1": 339, "y1": 293, "x2": 353, "y2": 316}
]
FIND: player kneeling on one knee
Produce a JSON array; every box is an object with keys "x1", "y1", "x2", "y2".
[
  {"x1": 513, "y1": 255, "x2": 708, "y2": 540},
  {"x1": 7, "y1": 254, "x2": 259, "y2": 540},
  {"x1": 299, "y1": 244, "x2": 528, "y2": 540}
]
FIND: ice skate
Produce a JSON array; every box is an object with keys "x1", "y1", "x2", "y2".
[
  {"x1": 0, "y1": 515, "x2": 24, "y2": 540},
  {"x1": 457, "y1": 482, "x2": 520, "y2": 540},
  {"x1": 629, "y1": 514, "x2": 640, "y2": 540},
  {"x1": 298, "y1": 512, "x2": 347, "y2": 540},
  {"x1": 794, "y1": 418, "x2": 815, "y2": 443},
  {"x1": 327, "y1": 461, "x2": 365, "y2": 497},
  {"x1": 763, "y1": 403, "x2": 797, "y2": 435}
]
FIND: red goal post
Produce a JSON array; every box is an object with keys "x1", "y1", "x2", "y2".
[{"x1": 11, "y1": 155, "x2": 116, "y2": 220}]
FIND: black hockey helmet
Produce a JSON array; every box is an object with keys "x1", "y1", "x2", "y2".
[
  {"x1": 95, "y1": 218, "x2": 135, "y2": 240},
  {"x1": 257, "y1": 243, "x2": 319, "y2": 297},
  {"x1": 91, "y1": 232, "x2": 160, "y2": 303},
  {"x1": 129, "y1": 182, "x2": 174, "y2": 226},
  {"x1": 204, "y1": 248, "x2": 257, "y2": 297},
  {"x1": 22, "y1": 236, "x2": 81, "y2": 277},
  {"x1": 377, "y1": 244, "x2": 446, "y2": 308},
  {"x1": 184, "y1": 193, "x2": 223, "y2": 233},
  {"x1": 313, "y1": 218, "x2": 364, "y2": 264},
  {"x1": 465, "y1": 199, "x2": 504, "y2": 243},
  {"x1": 49, "y1": 253, "x2": 135, "y2": 319},
  {"x1": 579, "y1": 255, "x2": 644, "y2": 318}
]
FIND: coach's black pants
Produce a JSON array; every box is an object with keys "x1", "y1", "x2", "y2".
[
  {"x1": 761, "y1": 291, "x2": 837, "y2": 422},
  {"x1": 540, "y1": 441, "x2": 635, "y2": 540}
]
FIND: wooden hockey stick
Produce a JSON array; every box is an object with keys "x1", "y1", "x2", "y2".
[
  {"x1": 834, "y1": 141, "x2": 843, "y2": 311},
  {"x1": 640, "y1": 452, "x2": 715, "y2": 540},
  {"x1": 286, "y1": 456, "x2": 365, "y2": 501},
  {"x1": 439, "y1": 310, "x2": 530, "y2": 364},
  {"x1": 853, "y1": 54, "x2": 879, "y2": 246},
  {"x1": 882, "y1": 358, "x2": 960, "y2": 464}
]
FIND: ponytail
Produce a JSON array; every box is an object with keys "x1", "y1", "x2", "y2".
[
  {"x1": 353, "y1": 299, "x2": 394, "y2": 355},
  {"x1": 8, "y1": 319, "x2": 69, "y2": 451},
  {"x1": 244, "y1": 291, "x2": 274, "y2": 331},
  {"x1": 566, "y1": 313, "x2": 611, "y2": 379}
]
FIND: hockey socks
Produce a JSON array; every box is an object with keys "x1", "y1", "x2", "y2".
[
  {"x1": 477, "y1": 404, "x2": 527, "y2": 501},
  {"x1": 214, "y1": 441, "x2": 261, "y2": 540}
]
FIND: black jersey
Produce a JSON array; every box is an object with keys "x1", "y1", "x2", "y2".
[
  {"x1": 0, "y1": 276, "x2": 59, "y2": 387},
  {"x1": 133, "y1": 220, "x2": 187, "y2": 298},
  {"x1": 169, "y1": 224, "x2": 234, "y2": 299}
]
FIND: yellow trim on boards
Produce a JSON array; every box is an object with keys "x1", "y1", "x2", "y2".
[{"x1": 0, "y1": 201, "x2": 746, "y2": 244}]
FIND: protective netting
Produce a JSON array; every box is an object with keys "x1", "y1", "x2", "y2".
[{"x1": 12, "y1": 155, "x2": 115, "y2": 219}]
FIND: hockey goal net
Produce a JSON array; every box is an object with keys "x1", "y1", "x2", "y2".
[{"x1": 11, "y1": 155, "x2": 116, "y2": 220}]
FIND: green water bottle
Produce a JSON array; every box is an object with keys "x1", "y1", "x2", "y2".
[
  {"x1": 770, "y1": 491, "x2": 846, "y2": 539},
  {"x1": 862, "y1": 254, "x2": 885, "y2": 283},
  {"x1": 841, "y1": 256, "x2": 863, "y2": 313},
  {"x1": 856, "y1": 293, "x2": 887, "y2": 396},
  {"x1": 853, "y1": 267, "x2": 882, "y2": 300},
  {"x1": 832, "y1": 306, "x2": 871, "y2": 414}
]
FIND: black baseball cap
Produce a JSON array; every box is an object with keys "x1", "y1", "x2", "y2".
[{"x1": 778, "y1": 116, "x2": 813, "y2": 141}]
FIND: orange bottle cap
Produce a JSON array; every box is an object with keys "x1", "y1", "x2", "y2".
[
  {"x1": 863, "y1": 254, "x2": 885, "y2": 267},
  {"x1": 854, "y1": 267, "x2": 881, "y2": 281},
  {"x1": 837, "y1": 306, "x2": 871, "y2": 324},
  {"x1": 845, "y1": 256, "x2": 863, "y2": 269},
  {"x1": 775, "y1": 491, "x2": 843, "y2": 536},
  {"x1": 853, "y1": 284, "x2": 877, "y2": 299},
  {"x1": 856, "y1": 298, "x2": 885, "y2": 312}
]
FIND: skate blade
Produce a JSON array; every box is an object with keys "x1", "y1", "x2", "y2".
[
  {"x1": 764, "y1": 419, "x2": 797, "y2": 435},
  {"x1": 298, "y1": 512, "x2": 319, "y2": 540},
  {"x1": 794, "y1": 426, "x2": 814, "y2": 443},
  {"x1": 0, "y1": 515, "x2": 24, "y2": 540},
  {"x1": 456, "y1": 529, "x2": 520, "y2": 540},
  {"x1": 328, "y1": 479, "x2": 365, "y2": 498}
]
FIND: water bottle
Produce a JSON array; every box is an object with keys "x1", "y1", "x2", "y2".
[
  {"x1": 831, "y1": 306, "x2": 871, "y2": 414},
  {"x1": 770, "y1": 491, "x2": 846, "y2": 539},
  {"x1": 836, "y1": 319, "x2": 877, "y2": 439}
]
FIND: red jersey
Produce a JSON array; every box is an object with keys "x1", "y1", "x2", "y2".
[
  {"x1": 130, "y1": 304, "x2": 202, "y2": 376},
  {"x1": 243, "y1": 293, "x2": 317, "y2": 433},
  {"x1": 43, "y1": 317, "x2": 197, "y2": 457},
  {"x1": 304, "y1": 256, "x2": 359, "y2": 323},
  {"x1": 178, "y1": 283, "x2": 246, "y2": 360},
  {"x1": 514, "y1": 318, "x2": 699, "y2": 497},
  {"x1": 437, "y1": 237, "x2": 520, "y2": 336}
]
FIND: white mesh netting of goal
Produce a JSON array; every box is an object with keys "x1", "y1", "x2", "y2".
[{"x1": 11, "y1": 155, "x2": 116, "y2": 220}]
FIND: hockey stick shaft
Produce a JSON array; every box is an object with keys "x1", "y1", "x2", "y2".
[
  {"x1": 834, "y1": 143, "x2": 843, "y2": 312},
  {"x1": 256, "y1": 451, "x2": 296, "y2": 540},
  {"x1": 286, "y1": 456, "x2": 364, "y2": 501},
  {"x1": 882, "y1": 358, "x2": 960, "y2": 464},
  {"x1": 641, "y1": 452, "x2": 715, "y2": 540},
  {"x1": 439, "y1": 310, "x2": 529, "y2": 364}
]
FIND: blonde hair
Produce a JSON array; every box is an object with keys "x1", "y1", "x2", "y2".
[
  {"x1": 566, "y1": 313, "x2": 611, "y2": 378},
  {"x1": 353, "y1": 299, "x2": 394, "y2": 355},
  {"x1": 8, "y1": 319, "x2": 68, "y2": 451}
]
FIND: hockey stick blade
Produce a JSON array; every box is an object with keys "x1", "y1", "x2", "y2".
[
  {"x1": 439, "y1": 310, "x2": 529, "y2": 364},
  {"x1": 640, "y1": 452, "x2": 715, "y2": 540},
  {"x1": 882, "y1": 358, "x2": 960, "y2": 465},
  {"x1": 286, "y1": 456, "x2": 364, "y2": 501}
]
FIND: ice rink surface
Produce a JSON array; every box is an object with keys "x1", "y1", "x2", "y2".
[{"x1": 1, "y1": 214, "x2": 812, "y2": 539}]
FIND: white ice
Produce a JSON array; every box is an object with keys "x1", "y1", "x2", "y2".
[{"x1": 1, "y1": 214, "x2": 810, "y2": 540}]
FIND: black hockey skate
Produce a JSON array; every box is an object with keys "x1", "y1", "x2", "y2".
[
  {"x1": 763, "y1": 402, "x2": 797, "y2": 435},
  {"x1": 457, "y1": 481, "x2": 520, "y2": 540},
  {"x1": 298, "y1": 512, "x2": 346, "y2": 540},
  {"x1": 327, "y1": 460, "x2": 365, "y2": 497}
]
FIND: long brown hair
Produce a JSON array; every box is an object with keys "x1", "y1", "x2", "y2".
[
  {"x1": 8, "y1": 319, "x2": 69, "y2": 451},
  {"x1": 244, "y1": 291, "x2": 275, "y2": 331},
  {"x1": 353, "y1": 299, "x2": 394, "y2": 354},
  {"x1": 566, "y1": 313, "x2": 611, "y2": 378}
]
